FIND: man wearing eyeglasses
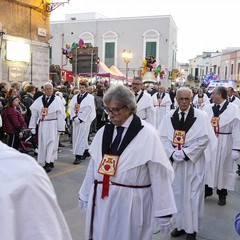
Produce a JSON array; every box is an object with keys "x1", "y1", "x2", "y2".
[
  {"x1": 158, "y1": 87, "x2": 216, "y2": 240},
  {"x1": 132, "y1": 77, "x2": 155, "y2": 126},
  {"x1": 79, "y1": 84, "x2": 176, "y2": 240},
  {"x1": 69, "y1": 80, "x2": 96, "y2": 164}
]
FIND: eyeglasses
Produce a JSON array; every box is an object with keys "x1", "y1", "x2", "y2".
[{"x1": 105, "y1": 105, "x2": 126, "y2": 115}]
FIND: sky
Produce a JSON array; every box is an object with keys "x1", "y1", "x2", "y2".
[{"x1": 50, "y1": 0, "x2": 240, "y2": 63}]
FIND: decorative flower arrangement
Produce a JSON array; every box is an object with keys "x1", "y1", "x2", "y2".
[
  {"x1": 62, "y1": 38, "x2": 93, "y2": 63},
  {"x1": 141, "y1": 55, "x2": 165, "y2": 79},
  {"x1": 203, "y1": 72, "x2": 219, "y2": 86}
]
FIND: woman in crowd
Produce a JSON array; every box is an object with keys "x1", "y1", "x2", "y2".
[{"x1": 2, "y1": 96, "x2": 27, "y2": 149}]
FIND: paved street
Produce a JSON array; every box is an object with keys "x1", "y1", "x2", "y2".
[{"x1": 34, "y1": 134, "x2": 240, "y2": 240}]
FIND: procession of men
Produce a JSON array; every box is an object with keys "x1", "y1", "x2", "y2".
[{"x1": 1, "y1": 78, "x2": 240, "y2": 240}]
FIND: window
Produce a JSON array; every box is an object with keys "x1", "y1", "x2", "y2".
[
  {"x1": 105, "y1": 42, "x2": 115, "y2": 67},
  {"x1": 143, "y1": 30, "x2": 160, "y2": 61},
  {"x1": 225, "y1": 66, "x2": 228, "y2": 80},
  {"x1": 102, "y1": 31, "x2": 118, "y2": 67},
  {"x1": 146, "y1": 42, "x2": 156, "y2": 57},
  {"x1": 231, "y1": 64, "x2": 234, "y2": 75},
  {"x1": 79, "y1": 32, "x2": 94, "y2": 47}
]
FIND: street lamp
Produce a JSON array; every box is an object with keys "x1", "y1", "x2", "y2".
[{"x1": 122, "y1": 49, "x2": 132, "y2": 81}]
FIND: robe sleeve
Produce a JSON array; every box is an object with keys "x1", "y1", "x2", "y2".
[
  {"x1": 148, "y1": 161, "x2": 176, "y2": 217},
  {"x1": 161, "y1": 136, "x2": 175, "y2": 159},
  {"x1": 28, "y1": 108, "x2": 39, "y2": 129},
  {"x1": 78, "y1": 105, "x2": 92, "y2": 122},
  {"x1": 231, "y1": 118, "x2": 240, "y2": 150},
  {"x1": 79, "y1": 159, "x2": 95, "y2": 202},
  {"x1": 182, "y1": 135, "x2": 209, "y2": 163}
]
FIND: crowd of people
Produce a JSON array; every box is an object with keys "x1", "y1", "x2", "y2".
[{"x1": 0, "y1": 78, "x2": 240, "y2": 240}]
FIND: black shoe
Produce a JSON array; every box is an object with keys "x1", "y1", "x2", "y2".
[
  {"x1": 236, "y1": 164, "x2": 240, "y2": 176},
  {"x1": 218, "y1": 197, "x2": 226, "y2": 206},
  {"x1": 50, "y1": 162, "x2": 54, "y2": 168},
  {"x1": 43, "y1": 163, "x2": 52, "y2": 173},
  {"x1": 205, "y1": 186, "x2": 213, "y2": 198},
  {"x1": 82, "y1": 149, "x2": 90, "y2": 159},
  {"x1": 186, "y1": 232, "x2": 196, "y2": 240},
  {"x1": 73, "y1": 158, "x2": 81, "y2": 165},
  {"x1": 171, "y1": 228, "x2": 185, "y2": 237}
]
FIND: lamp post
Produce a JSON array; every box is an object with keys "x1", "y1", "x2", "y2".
[{"x1": 122, "y1": 49, "x2": 132, "y2": 81}]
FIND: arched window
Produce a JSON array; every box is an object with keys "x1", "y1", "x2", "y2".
[
  {"x1": 102, "y1": 31, "x2": 118, "y2": 67},
  {"x1": 79, "y1": 32, "x2": 94, "y2": 47},
  {"x1": 143, "y1": 29, "x2": 160, "y2": 61}
]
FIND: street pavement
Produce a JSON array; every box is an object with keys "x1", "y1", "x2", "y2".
[{"x1": 32, "y1": 134, "x2": 240, "y2": 240}]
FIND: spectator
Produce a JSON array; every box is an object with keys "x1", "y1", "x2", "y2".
[
  {"x1": 22, "y1": 84, "x2": 36, "y2": 126},
  {"x1": 2, "y1": 96, "x2": 27, "y2": 149},
  {"x1": 95, "y1": 88, "x2": 106, "y2": 130}
]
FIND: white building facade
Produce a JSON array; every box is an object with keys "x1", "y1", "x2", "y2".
[{"x1": 50, "y1": 14, "x2": 178, "y2": 87}]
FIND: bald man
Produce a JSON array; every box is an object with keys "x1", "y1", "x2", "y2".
[{"x1": 29, "y1": 82, "x2": 66, "y2": 173}]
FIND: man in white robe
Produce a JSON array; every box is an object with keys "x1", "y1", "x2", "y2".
[
  {"x1": 0, "y1": 141, "x2": 72, "y2": 240},
  {"x1": 192, "y1": 88, "x2": 210, "y2": 110},
  {"x1": 132, "y1": 77, "x2": 155, "y2": 126},
  {"x1": 152, "y1": 85, "x2": 171, "y2": 128},
  {"x1": 79, "y1": 84, "x2": 176, "y2": 240},
  {"x1": 227, "y1": 87, "x2": 240, "y2": 108},
  {"x1": 69, "y1": 81, "x2": 96, "y2": 164},
  {"x1": 159, "y1": 87, "x2": 215, "y2": 240},
  {"x1": 204, "y1": 86, "x2": 240, "y2": 206},
  {"x1": 29, "y1": 83, "x2": 66, "y2": 173}
]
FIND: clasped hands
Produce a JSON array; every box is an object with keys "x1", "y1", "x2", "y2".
[{"x1": 172, "y1": 150, "x2": 185, "y2": 162}]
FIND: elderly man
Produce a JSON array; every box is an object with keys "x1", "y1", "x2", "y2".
[
  {"x1": 152, "y1": 85, "x2": 172, "y2": 127},
  {"x1": 227, "y1": 87, "x2": 240, "y2": 108},
  {"x1": 158, "y1": 87, "x2": 216, "y2": 240},
  {"x1": 69, "y1": 80, "x2": 96, "y2": 164},
  {"x1": 79, "y1": 84, "x2": 176, "y2": 240},
  {"x1": 29, "y1": 82, "x2": 66, "y2": 173},
  {"x1": 132, "y1": 77, "x2": 155, "y2": 126},
  {"x1": 0, "y1": 140, "x2": 72, "y2": 240},
  {"x1": 192, "y1": 88, "x2": 210, "y2": 110},
  {"x1": 204, "y1": 86, "x2": 240, "y2": 206}
]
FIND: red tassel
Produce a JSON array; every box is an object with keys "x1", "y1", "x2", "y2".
[{"x1": 101, "y1": 175, "x2": 110, "y2": 199}]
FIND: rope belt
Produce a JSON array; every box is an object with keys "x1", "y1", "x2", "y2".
[
  {"x1": 41, "y1": 118, "x2": 57, "y2": 121},
  {"x1": 89, "y1": 180, "x2": 151, "y2": 240}
]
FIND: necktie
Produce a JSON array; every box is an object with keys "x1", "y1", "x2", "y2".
[
  {"x1": 111, "y1": 126, "x2": 124, "y2": 153},
  {"x1": 101, "y1": 126, "x2": 124, "y2": 199},
  {"x1": 180, "y1": 112, "x2": 185, "y2": 125},
  {"x1": 228, "y1": 97, "x2": 232, "y2": 102},
  {"x1": 46, "y1": 96, "x2": 50, "y2": 102},
  {"x1": 214, "y1": 104, "x2": 220, "y2": 117}
]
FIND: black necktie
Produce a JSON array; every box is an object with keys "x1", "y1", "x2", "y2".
[
  {"x1": 46, "y1": 96, "x2": 50, "y2": 102},
  {"x1": 229, "y1": 97, "x2": 232, "y2": 102},
  {"x1": 111, "y1": 126, "x2": 124, "y2": 153},
  {"x1": 135, "y1": 93, "x2": 138, "y2": 96},
  {"x1": 214, "y1": 104, "x2": 220, "y2": 117},
  {"x1": 180, "y1": 112, "x2": 185, "y2": 125}
]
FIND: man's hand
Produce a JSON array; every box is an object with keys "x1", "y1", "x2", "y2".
[
  {"x1": 232, "y1": 150, "x2": 240, "y2": 161},
  {"x1": 172, "y1": 151, "x2": 184, "y2": 162},
  {"x1": 31, "y1": 129, "x2": 36, "y2": 135},
  {"x1": 73, "y1": 117, "x2": 80, "y2": 124}
]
